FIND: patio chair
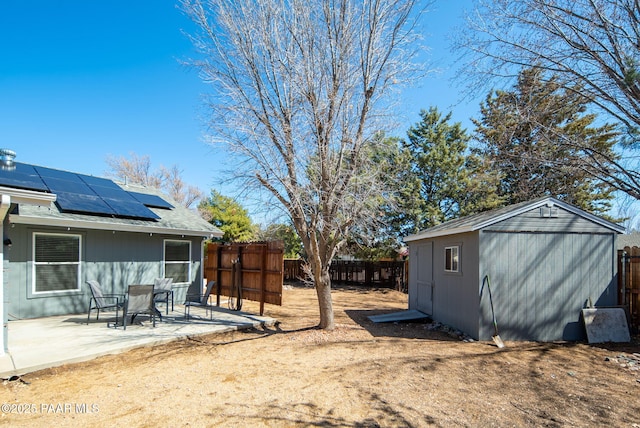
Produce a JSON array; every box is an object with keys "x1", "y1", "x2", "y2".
[
  {"x1": 153, "y1": 277, "x2": 174, "y2": 315},
  {"x1": 123, "y1": 284, "x2": 157, "y2": 329},
  {"x1": 184, "y1": 280, "x2": 217, "y2": 320},
  {"x1": 154, "y1": 277, "x2": 174, "y2": 311},
  {"x1": 86, "y1": 280, "x2": 124, "y2": 325}
]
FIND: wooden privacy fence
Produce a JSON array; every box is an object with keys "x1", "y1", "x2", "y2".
[
  {"x1": 205, "y1": 241, "x2": 284, "y2": 315},
  {"x1": 284, "y1": 259, "x2": 407, "y2": 291},
  {"x1": 618, "y1": 246, "x2": 640, "y2": 333}
]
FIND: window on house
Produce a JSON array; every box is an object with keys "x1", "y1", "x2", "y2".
[
  {"x1": 164, "y1": 240, "x2": 191, "y2": 283},
  {"x1": 33, "y1": 233, "x2": 81, "y2": 293},
  {"x1": 444, "y1": 246, "x2": 459, "y2": 273}
]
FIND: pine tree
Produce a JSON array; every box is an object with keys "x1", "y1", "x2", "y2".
[
  {"x1": 472, "y1": 68, "x2": 619, "y2": 215},
  {"x1": 198, "y1": 191, "x2": 255, "y2": 242},
  {"x1": 401, "y1": 107, "x2": 502, "y2": 231}
]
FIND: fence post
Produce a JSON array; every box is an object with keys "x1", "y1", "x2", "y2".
[
  {"x1": 260, "y1": 243, "x2": 267, "y2": 315},
  {"x1": 622, "y1": 250, "x2": 627, "y2": 306}
]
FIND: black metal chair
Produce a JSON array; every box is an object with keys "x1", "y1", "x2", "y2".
[
  {"x1": 123, "y1": 284, "x2": 157, "y2": 329},
  {"x1": 86, "y1": 280, "x2": 124, "y2": 325},
  {"x1": 184, "y1": 280, "x2": 217, "y2": 320}
]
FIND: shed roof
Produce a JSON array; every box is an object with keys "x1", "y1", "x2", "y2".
[
  {"x1": 404, "y1": 196, "x2": 625, "y2": 242},
  {"x1": 4, "y1": 164, "x2": 222, "y2": 238}
]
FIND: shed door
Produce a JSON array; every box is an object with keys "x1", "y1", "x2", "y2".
[{"x1": 416, "y1": 242, "x2": 433, "y2": 315}]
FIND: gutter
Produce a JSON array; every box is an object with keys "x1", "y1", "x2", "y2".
[
  {"x1": 11, "y1": 214, "x2": 223, "y2": 239},
  {"x1": 1, "y1": 194, "x2": 10, "y2": 356}
]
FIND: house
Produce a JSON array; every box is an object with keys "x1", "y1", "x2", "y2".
[
  {"x1": 0, "y1": 152, "x2": 222, "y2": 354},
  {"x1": 617, "y1": 232, "x2": 640, "y2": 250},
  {"x1": 403, "y1": 197, "x2": 625, "y2": 342}
]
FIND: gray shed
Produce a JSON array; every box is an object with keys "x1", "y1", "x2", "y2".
[
  {"x1": 404, "y1": 197, "x2": 625, "y2": 342},
  {"x1": 0, "y1": 160, "x2": 223, "y2": 354}
]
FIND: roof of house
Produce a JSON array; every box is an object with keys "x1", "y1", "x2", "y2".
[
  {"x1": 404, "y1": 196, "x2": 626, "y2": 242},
  {"x1": 617, "y1": 232, "x2": 640, "y2": 250},
  {"x1": 2, "y1": 162, "x2": 222, "y2": 238}
]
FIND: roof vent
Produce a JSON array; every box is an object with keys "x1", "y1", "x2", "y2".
[
  {"x1": 0, "y1": 148, "x2": 16, "y2": 171},
  {"x1": 540, "y1": 205, "x2": 558, "y2": 218}
]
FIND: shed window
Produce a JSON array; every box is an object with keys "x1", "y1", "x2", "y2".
[
  {"x1": 444, "y1": 246, "x2": 459, "y2": 273},
  {"x1": 33, "y1": 233, "x2": 81, "y2": 294},
  {"x1": 164, "y1": 240, "x2": 191, "y2": 283}
]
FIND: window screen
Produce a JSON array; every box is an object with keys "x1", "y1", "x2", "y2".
[
  {"x1": 33, "y1": 233, "x2": 81, "y2": 293},
  {"x1": 164, "y1": 240, "x2": 191, "y2": 283}
]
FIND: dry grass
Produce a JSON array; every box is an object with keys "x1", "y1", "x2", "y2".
[{"x1": 1, "y1": 284, "x2": 639, "y2": 427}]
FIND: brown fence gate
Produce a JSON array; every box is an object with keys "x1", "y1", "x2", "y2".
[
  {"x1": 618, "y1": 246, "x2": 640, "y2": 333},
  {"x1": 205, "y1": 241, "x2": 284, "y2": 315}
]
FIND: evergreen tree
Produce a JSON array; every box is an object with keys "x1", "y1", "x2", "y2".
[
  {"x1": 257, "y1": 223, "x2": 303, "y2": 259},
  {"x1": 472, "y1": 68, "x2": 619, "y2": 215},
  {"x1": 198, "y1": 191, "x2": 255, "y2": 242},
  {"x1": 400, "y1": 107, "x2": 501, "y2": 232}
]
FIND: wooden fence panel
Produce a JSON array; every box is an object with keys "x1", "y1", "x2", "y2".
[
  {"x1": 618, "y1": 247, "x2": 640, "y2": 333},
  {"x1": 284, "y1": 259, "x2": 303, "y2": 280},
  {"x1": 205, "y1": 241, "x2": 283, "y2": 315},
  {"x1": 283, "y1": 259, "x2": 407, "y2": 291}
]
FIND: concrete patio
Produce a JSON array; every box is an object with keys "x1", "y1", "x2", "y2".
[{"x1": 0, "y1": 304, "x2": 276, "y2": 378}]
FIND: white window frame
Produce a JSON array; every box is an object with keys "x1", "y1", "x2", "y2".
[
  {"x1": 163, "y1": 239, "x2": 191, "y2": 284},
  {"x1": 444, "y1": 245, "x2": 459, "y2": 273},
  {"x1": 32, "y1": 232, "x2": 82, "y2": 295}
]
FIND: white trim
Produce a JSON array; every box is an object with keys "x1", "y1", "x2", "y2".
[
  {"x1": 405, "y1": 225, "x2": 473, "y2": 241},
  {"x1": 1, "y1": 189, "x2": 54, "y2": 357},
  {"x1": 0, "y1": 195, "x2": 9, "y2": 356},
  {"x1": 31, "y1": 232, "x2": 82, "y2": 295},
  {"x1": 404, "y1": 197, "x2": 625, "y2": 242},
  {"x1": 0, "y1": 186, "x2": 56, "y2": 205},
  {"x1": 11, "y1": 214, "x2": 223, "y2": 238},
  {"x1": 444, "y1": 245, "x2": 460, "y2": 273},
  {"x1": 163, "y1": 239, "x2": 192, "y2": 284}
]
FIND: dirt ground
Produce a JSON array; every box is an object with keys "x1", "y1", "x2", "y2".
[{"x1": 1, "y1": 284, "x2": 639, "y2": 427}]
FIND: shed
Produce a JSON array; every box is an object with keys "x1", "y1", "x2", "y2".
[
  {"x1": 403, "y1": 197, "x2": 625, "y2": 342},
  {"x1": 0, "y1": 159, "x2": 222, "y2": 353}
]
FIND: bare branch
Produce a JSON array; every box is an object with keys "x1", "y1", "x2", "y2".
[
  {"x1": 457, "y1": 0, "x2": 640, "y2": 133},
  {"x1": 181, "y1": 0, "x2": 426, "y2": 328}
]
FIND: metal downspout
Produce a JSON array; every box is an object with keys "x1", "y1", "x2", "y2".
[{"x1": 0, "y1": 194, "x2": 11, "y2": 356}]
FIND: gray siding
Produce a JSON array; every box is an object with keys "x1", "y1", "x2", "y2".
[
  {"x1": 407, "y1": 242, "x2": 420, "y2": 310},
  {"x1": 409, "y1": 232, "x2": 480, "y2": 338},
  {"x1": 6, "y1": 224, "x2": 204, "y2": 319},
  {"x1": 406, "y1": 199, "x2": 620, "y2": 342},
  {"x1": 479, "y1": 231, "x2": 617, "y2": 341},
  {"x1": 485, "y1": 206, "x2": 614, "y2": 234}
]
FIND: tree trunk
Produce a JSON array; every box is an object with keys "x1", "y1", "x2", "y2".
[{"x1": 315, "y1": 269, "x2": 335, "y2": 330}]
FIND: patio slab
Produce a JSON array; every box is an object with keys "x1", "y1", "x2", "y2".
[{"x1": 0, "y1": 305, "x2": 276, "y2": 378}]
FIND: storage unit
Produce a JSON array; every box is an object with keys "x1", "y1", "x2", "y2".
[{"x1": 404, "y1": 197, "x2": 625, "y2": 341}]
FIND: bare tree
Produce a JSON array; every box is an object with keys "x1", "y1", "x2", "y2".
[
  {"x1": 180, "y1": 0, "x2": 425, "y2": 329},
  {"x1": 106, "y1": 152, "x2": 203, "y2": 209},
  {"x1": 160, "y1": 165, "x2": 203, "y2": 209},
  {"x1": 106, "y1": 153, "x2": 162, "y2": 188},
  {"x1": 457, "y1": 0, "x2": 640, "y2": 198},
  {"x1": 459, "y1": 0, "x2": 640, "y2": 129}
]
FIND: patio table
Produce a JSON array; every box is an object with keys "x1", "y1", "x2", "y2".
[{"x1": 153, "y1": 289, "x2": 173, "y2": 315}]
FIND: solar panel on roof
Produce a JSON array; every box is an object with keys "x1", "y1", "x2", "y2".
[
  {"x1": 103, "y1": 198, "x2": 160, "y2": 219},
  {"x1": 80, "y1": 174, "x2": 121, "y2": 188},
  {"x1": 34, "y1": 166, "x2": 85, "y2": 182},
  {"x1": 90, "y1": 183, "x2": 137, "y2": 201},
  {"x1": 55, "y1": 192, "x2": 117, "y2": 216},
  {"x1": 127, "y1": 191, "x2": 174, "y2": 209},
  {"x1": 40, "y1": 176, "x2": 94, "y2": 195},
  {"x1": 0, "y1": 163, "x2": 49, "y2": 192},
  {"x1": 0, "y1": 162, "x2": 168, "y2": 220}
]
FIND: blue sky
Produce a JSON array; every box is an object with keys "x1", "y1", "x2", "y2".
[{"x1": 0, "y1": 1, "x2": 477, "y2": 211}]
